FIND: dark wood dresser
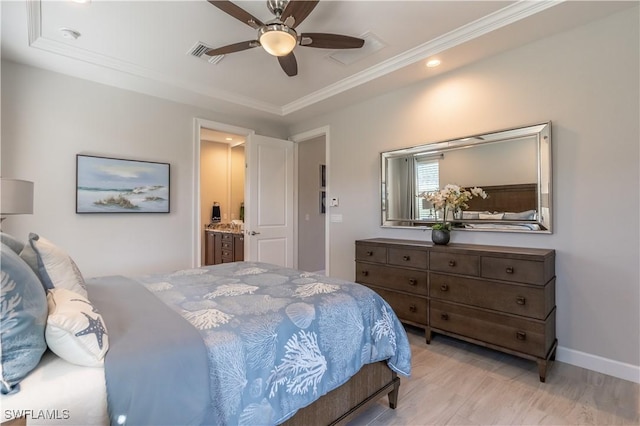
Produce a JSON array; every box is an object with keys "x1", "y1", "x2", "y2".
[
  {"x1": 355, "y1": 238, "x2": 557, "y2": 382},
  {"x1": 205, "y1": 230, "x2": 244, "y2": 265}
]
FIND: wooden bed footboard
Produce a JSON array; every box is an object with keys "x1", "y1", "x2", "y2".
[{"x1": 281, "y1": 361, "x2": 400, "y2": 426}]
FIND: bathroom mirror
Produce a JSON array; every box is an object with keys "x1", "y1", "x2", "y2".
[{"x1": 381, "y1": 122, "x2": 552, "y2": 233}]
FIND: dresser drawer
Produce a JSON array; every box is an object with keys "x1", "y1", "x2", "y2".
[
  {"x1": 429, "y1": 273, "x2": 554, "y2": 320},
  {"x1": 430, "y1": 300, "x2": 555, "y2": 358},
  {"x1": 221, "y1": 233, "x2": 233, "y2": 241},
  {"x1": 429, "y1": 252, "x2": 479, "y2": 276},
  {"x1": 482, "y1": 256, "x2": 547, "y2": 285},
  {"x1": 356, "y1": 262, "x2": 427, "y2": 296},
  {"x1": 356, "y1": 244, "x2": 387, "y2": 263},
  {"x1": 388, "y1": 248, "x2": 427, "y2": 269},
  {"x1": 371, "y1": 287, "x2": 427, "y2": 326}
]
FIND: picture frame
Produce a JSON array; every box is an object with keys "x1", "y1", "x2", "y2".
[
  {"x1": 76, "y1": 154, "x2": 170, "y2": 214},
  {"x1": 320, "y1": 164, "x2": 326, "y2": 188}
]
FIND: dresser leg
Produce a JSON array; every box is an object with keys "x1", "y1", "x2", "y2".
[
  {"x1": 539, "y1": 339, "x2": 558, "y2": 381},
  {"x1": 425, "y1": 327, "x2": 432, "y2": 344},
  {"x1": 537, "y1": 359, "x2": 548, "y2": 382}
]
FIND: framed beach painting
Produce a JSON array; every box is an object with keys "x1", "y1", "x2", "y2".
[{"x1": 76, "y1": 154, "x2": 170, "y2": 213}]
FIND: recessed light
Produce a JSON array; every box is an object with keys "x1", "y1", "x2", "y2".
[
  {"x1": 71, "y1": 0, "x2": 91, "y2": 4},
  {"x1": 60, "y1": 28, "x2": 81, "y2": 40},
  {"x1": 426, "y1": 59, "x2": 441, "y2": 68}
]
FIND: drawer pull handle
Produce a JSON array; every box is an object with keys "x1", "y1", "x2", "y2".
[
  {"x1": 409, "y1": 304, "x2": 417, "y2": 313},
  {"x1": 361, "y1": 270, "x2": 369, "y2": 277},
  {"x1": 440, "y1": 284, "x2": 449, "y2": 291},
  {"x1": 506, "y1": 266, "x2": 514, "y2": 274},
  {"x1": 516, "y1": 331, "x2": 527, "y2": 341},
  {"x1": 448, "y1": 260, "x2": 456, "y2": 267},
  {"x1": 408, "y1": 278, "x2": 417, "y2": 286},
  {"x1": 441, "y1": 313, "x2": 449, "y2": 321},
  {"x1": 516, "y1": 296, "x2": 526, "y2": 305},
  {"x1": 366, "y1": 251, "x2": 373, "y2": 256},
  {"x1": 403, "y1": 255, "x2": 411, "y2": 261}
]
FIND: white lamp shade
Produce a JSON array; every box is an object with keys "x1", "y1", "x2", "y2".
[
  {"x1": 1, "y1": 178, "x2": 34, "y2": 215},
  {"x1": 259, "y1": 25, "x2": 297, "y2": 57}
]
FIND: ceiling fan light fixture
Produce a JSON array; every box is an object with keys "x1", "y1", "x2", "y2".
[{"x1": 259, "y1": 24, "x2": 297, "y2": 57}]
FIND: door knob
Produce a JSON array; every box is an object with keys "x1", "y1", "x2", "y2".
[{"x1": 249, "y1": 231, "x2": 261, "y2": 235}]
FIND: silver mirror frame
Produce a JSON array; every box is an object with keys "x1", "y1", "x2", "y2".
[{"x1": 380, "y1": 122, "x2": 552, "y2": 233}]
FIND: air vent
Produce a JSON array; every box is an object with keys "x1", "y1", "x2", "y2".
[
  {"x1": 327, "y1": 32, "x2": 386, "y2": 66},
  {"x1": 187, "y1": 41, "x2": 225, "y2": 65}
]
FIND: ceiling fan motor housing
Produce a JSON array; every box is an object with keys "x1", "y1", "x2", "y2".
[{"x1": 267, "y1": 0, "x2": 290, "y2": 18}]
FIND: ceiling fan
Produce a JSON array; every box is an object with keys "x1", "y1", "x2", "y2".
[{"x1": 206, "y1": 0, "x2": 365, "y2": 77}]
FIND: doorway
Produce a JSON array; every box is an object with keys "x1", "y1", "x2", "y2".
[
  {"x1": 291, "y1": 126, "x2": 330, "y2": 275},
  {"x1": 193, "y1": 119, "x2": 254, "y2": 267},
  {"x1": 199, "y1": 129, "x2": 246, "y2": 265},
  {"x1": 193, "y1": 119, "x2": 295, "y2": 269}
]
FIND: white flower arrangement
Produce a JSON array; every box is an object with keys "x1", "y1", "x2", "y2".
[{"x1": 421, "y1": 184, "x2": 488, "y2": 230}]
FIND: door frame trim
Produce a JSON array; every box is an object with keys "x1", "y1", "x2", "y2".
[
  {"x1": 290, "y1": 126, "x2": 331, "y2": 275},
  {"x1": 192, "y1": 118, "x2": 255, "y2": 267}
]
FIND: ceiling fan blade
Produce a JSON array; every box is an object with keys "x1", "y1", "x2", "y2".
[
  {"x1": 208, "y1": 0, "x2": 264, "y2": 29},
  {"x1": 278, "y1": 52, "x2": 298, "y2": 77},
  {"x1": 205, "y1": 40, "x2": 259, "y2": 56},
  {"x1": 280, "y1": 0, "x2": 319, "y2": 28},
  {"x1": 299, "y1": 33, "x2": 365, "y2": 49}
]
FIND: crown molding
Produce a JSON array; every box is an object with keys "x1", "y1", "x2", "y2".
[
  {"x1": 25, "y1": 0, "x2": 282, "y2": 115},
  {"x1": 25, "y1": 0, "x2": 562, "y2": 118},
  {"x1": 282, "y1": 0, "x2": 563, "y2": 115}
]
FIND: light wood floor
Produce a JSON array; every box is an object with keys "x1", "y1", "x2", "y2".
[{"x1": 348, "y1": 326, "x2": 639, "y2": 426}]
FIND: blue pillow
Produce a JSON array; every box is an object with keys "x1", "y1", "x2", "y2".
[
  {"x1": 18, "y1": 243, "x2": 42, "y2": 287},
  {"x1": 0, "y1": 232, "x2": 24, "y2": 255},
  {"x1": 503, "y1": 210, "x2": 537, "y2": 220},
  {"x1": 0, "y1": 243, "x2": 48, "y2": 394}
]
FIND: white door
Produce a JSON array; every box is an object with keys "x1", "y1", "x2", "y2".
[{"x1": 245, "y1": 134, "x2": 295, "y2": 267}]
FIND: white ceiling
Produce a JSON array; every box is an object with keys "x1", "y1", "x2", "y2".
[{"x1": 1, "y1": 1, "x2": 634, "y2": 126}]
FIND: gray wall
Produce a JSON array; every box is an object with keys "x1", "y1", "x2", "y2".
[
  {"x1": 0, "y1": 60, "x2": 287, "y2": 278},
  {"x1": 288, "y1": 8, "x2": 640, "y2": 376}
]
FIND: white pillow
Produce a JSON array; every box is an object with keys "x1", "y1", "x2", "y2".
[
  {"x1": 462, "y1": 211, "x2": 481, "y2": 220},
  {"x1": 29, "y1": 233, "x2": 88, "y2": 297},
  {"x1": 479, "y1": 212, "x2": 505, "y2": 220},
  {"x1": 46, "y1": 288, "x2": 109, "y2": 367}
]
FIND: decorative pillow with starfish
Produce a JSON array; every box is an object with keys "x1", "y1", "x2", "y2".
[{"x1": 45, "y1": 288, "x2": 109, "y2": 367}]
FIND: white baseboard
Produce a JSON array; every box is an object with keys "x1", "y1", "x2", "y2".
[{"x1": 556, "y1": 345, "x2": 640, "y2": 383}]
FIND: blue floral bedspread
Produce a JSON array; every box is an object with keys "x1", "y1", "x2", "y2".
[{"x1": 132, "y1": 261, "x2": 411, "y2": 425}]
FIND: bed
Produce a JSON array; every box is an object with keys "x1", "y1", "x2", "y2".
[
  {"x1": 459, "y1": 183, "x2": 542, "y2": 231},
  {"x1": 464, "y1": 183, "x2": 537, "y2": 213},
  {"x1": 1, "y1": 232, "x2": 411, "y2": 426}
]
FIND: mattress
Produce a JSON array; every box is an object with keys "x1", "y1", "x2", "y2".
[{"x1": 0, "y1": 351, "x2": 108, "y2": 425}]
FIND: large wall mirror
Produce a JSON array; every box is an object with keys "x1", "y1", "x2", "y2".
[{"x1": 381, "y1": 122, "x2": 552, "y2": 233}]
